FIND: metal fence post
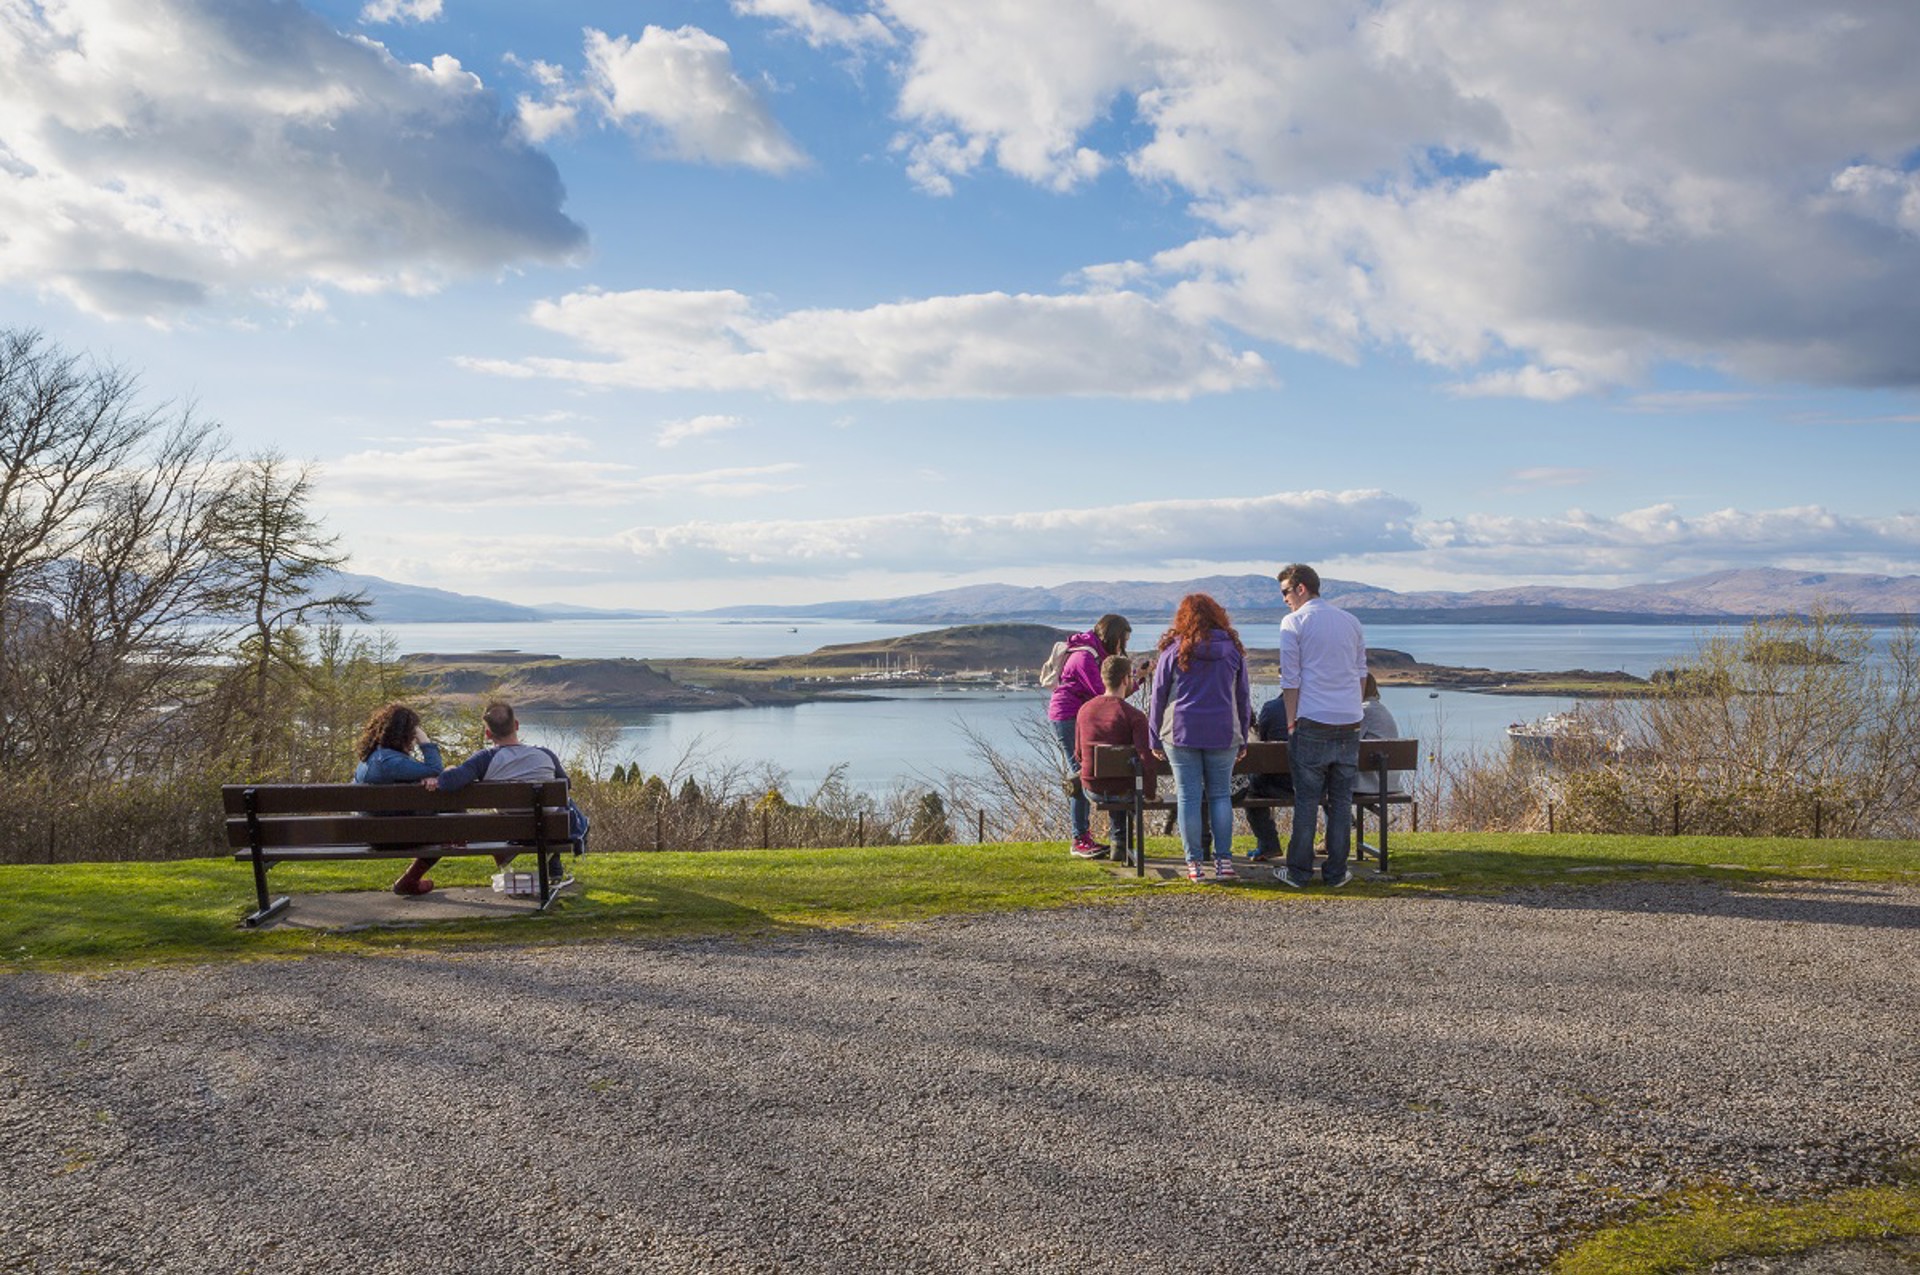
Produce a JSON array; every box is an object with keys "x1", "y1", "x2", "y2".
[
  {"x1": 1672, "y1": 794, "x2": 1681, "y2": 836},
  {"x1": 977, "y1": 809, "x2": 986, "y2": 844},
  {"x1": 1813, "y1": 798, "x2": 1822, "y2": 839},
  {"x1": 654, "y1": 807, "x2": 663, "y2": 853},
  {"x1": 760, "y1": 809, "x2": 769, "y2": 850},
  {"x1": 857, "y1": 811, "x2": 865, "y2": 847},
  {"x1": 1547, "y1": 801, "x2": 1555, "y2": 834}
]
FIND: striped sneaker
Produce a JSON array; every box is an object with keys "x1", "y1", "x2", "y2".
[
  {"x1": 1183, "y1": 860, "x2": 1203, "y2": 882},
  {"x1": 1214, "y1": 857, "x2": 1236, "y2": 880}
]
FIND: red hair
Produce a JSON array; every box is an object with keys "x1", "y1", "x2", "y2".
[{"x1": 1156, "y1": 593, "x2": 1243, "y2": 671}]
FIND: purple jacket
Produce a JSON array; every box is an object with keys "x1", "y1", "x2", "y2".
[
  {"x1": 1046, "y1": 630, "x2": 1110, "y2": 722},
  {"x1": 1149, "y1": 631, "x2": 1251, "y2": 751}
]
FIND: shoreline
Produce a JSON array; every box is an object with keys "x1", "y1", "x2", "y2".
[{"x1": 401, "y1": 630, "x2": 1647, "y2": 712}]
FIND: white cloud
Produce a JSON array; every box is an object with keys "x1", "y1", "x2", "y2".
[
  {"x1": 822, "y1": 1, "x2": 1920, "y2": 392},
  {"x1": 658, "y1": 414, "x2": 748, "y2": 447},
  {"x1": 464, "y1": 286, "x2": 1268, "y2": 400},
  {"x1": 585, "y1": 26, "x2": 805, "y2": 171},
  {"x1": 319, "y1": 432, "x2": 801, "y2": 509},
  {"x1": 732, "y1": 0, "x2": 895, "y2": 50},
  {"x1": 1625, "y1": 391, "x2": 1767, "y2": 413},
  {"x1": 360, "y1": 0, "x2": 443, "y2": 25},
  {"x1": 511, "y1": 25, "x2": 806, "y2": 170},
  {"x1": 1413, "y1": 503, "x2": 1920, "y2": 578},
  {"x1": 1504, "y1": 468, "x2": 1598, "y2": 491},
  {"x1": 345, "y1": 488, "x2": 1418, "y2": 585},
  {"x1": 0, "y1": 0, "x2": 585, "y2": 319}
]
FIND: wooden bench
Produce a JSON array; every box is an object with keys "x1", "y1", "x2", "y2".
[
  {"x1": 223, "y1": 780, "x2": 575, "y2": 927},
  {"x1": 1086, "y1": 739, "x2": 1419, "y2": 877}
]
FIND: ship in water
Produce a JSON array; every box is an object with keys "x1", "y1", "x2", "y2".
[{"x1": 1506, "y1": 709, "x2": 1624, "y2": 761}]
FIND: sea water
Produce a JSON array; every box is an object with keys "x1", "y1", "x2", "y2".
[{"x1": 342, "y1": 616, "x2": 1778, "y2": 793}]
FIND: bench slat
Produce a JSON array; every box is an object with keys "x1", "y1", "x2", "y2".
[
  {"x1": 220, "y1": 782, "x2": 567, "y2": 816},
  {"x1": 232, "y1": 842, "x2": 539, "y2": 863},
  {"x1": 225, "y1": 811, "x2": 568, "y2": 849},
  {"x1": 1357, "y1": 739, "x2": 1420, "y2": 771}
]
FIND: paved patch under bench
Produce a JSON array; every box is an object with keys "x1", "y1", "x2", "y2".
[{"x1": 257, "y1": 881, "x2": 574, "y2": 932}]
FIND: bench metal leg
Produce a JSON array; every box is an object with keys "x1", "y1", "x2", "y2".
[
  {"x1": 242, "y1": 803, "x2": 291, "y2": 927},
  {"x1": 243, "y1": 896, "x2": 291, "y2": 928}
]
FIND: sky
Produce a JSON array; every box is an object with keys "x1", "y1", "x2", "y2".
[{"x1": 4, "y1": 0, "x2": 1919, "y2": 611}]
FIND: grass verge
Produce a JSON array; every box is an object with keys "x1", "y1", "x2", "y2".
[
  {"x1": 1, "y1": 830, "x2": 1916, "y2": 971},
  {"x1": 1554, "y1": 1179, "x2": 1920, "y2": 1273}
]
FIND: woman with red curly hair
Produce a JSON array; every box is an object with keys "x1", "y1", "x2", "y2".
[{"x1": 1148, "y1": 593, "x2": 1251, "y2": 882}]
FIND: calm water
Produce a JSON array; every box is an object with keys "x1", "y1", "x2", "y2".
[
  {"x1": 354, "y1": 615, "x2": 1800, "y2": 676},
  {"x1": 345, "y1": 616, "x2": 1901, "y2": 794}
]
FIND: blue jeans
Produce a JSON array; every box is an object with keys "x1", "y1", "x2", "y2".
[
  {"x1": 1049, "y1": 718, "x2": 1091, "y2": 839},
  {"x1": 1168, "y1": 745, "x2": 1237, "y2": 863},
  {"x1": 1287, "y1": 721, "x2": 1360, "y2": 880}
]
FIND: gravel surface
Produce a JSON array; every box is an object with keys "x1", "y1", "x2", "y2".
[{"x1": 2, "y1": 879, "x2": 1917, "y2": 1274}]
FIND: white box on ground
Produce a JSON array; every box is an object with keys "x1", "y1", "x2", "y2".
[{"x1": 491, "y1": 870, "x2": 539, "y2": 897}]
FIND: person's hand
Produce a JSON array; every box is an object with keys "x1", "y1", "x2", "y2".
[
  {"x1": 1151, "y1": 749, "x2": 1165, "y2": 761},
  {"x1": 1237, "y1": 745, "x2": 1248, "y2": 761},
  {"x1": 413, "y1": 725, "x2": 430, "y2": 746},
  {"x1": 422, "y1": 777, "x2": 440, "y2": 792}
]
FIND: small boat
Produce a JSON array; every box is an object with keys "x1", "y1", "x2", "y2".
[{"x1": 1506, "y1": 709, "x2": 1621, "y2": 761}]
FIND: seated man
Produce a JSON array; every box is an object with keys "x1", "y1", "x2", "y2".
[
  {"x1": 1074, "y1": 655, "x2": 1157, "y2": 861},
  {"x1": 1242, "y1": 693, "x2": 1295, "y2": 862},
  {"x1": 425, "y1": 701, "x2": 584, "y2": 873}
]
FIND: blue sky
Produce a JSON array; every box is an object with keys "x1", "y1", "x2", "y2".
[{"x1": 4, "y1": 0, "x2": 1919, "y2": 609}]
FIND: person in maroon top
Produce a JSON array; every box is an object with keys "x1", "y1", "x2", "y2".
[{"x1": 1074, "y1": 655, "x2": 1158, "y2": 860}]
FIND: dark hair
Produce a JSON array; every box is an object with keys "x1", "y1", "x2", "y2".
[
  {"x1": 1277, "y1": 563, "x2": 1321, "y2": 597},
  {"x1": 1099, "y1": 654, "x2": 1132, "y2": 690},
  {"x1": 1363, "y1": 672, "x2": 1381, "y2": 700},
  {"x1": 1091, "y1": 613, "x2": 1131, "y2": 656},
  {"x1": 483, "y1": 701, "x2": 517, "y2": 740},
  {"x1": 1156, "y1": 593, "x2": 1244, "y2": 671},
  {"x1": 356, "y1": 703, "x2": 420, "y2": 762}
]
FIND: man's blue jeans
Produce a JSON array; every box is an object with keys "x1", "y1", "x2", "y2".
[
  {"x1": 1049, "y1": 718, "x2": 1091, "y2": 839},
  {"x1": 1167, "y1": 744, "x2": 1236, "y2": 863},
  {"x1": 1287, "y1": 721, "x2": 1360, "y2": 880}
]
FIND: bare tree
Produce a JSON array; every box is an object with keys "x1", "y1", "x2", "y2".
[{"x1": 0, "y1": 330, "x2": 235, "y2": 778}]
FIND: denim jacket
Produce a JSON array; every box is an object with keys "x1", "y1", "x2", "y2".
[{"x1": 352, "y1": 743, "x2": 443, "y2": 784}]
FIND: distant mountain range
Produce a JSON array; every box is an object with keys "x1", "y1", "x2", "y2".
[{"x1": 333, "y1": 567, "x2": 1920, "y2": 625}]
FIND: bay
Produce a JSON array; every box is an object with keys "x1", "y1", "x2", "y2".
[
  {"x1": 342, "y1": 616, "x2": 1903, "y2": 795},
  {"x1": 344, "y1": 617, "x2": 1663, "y2": 793}
]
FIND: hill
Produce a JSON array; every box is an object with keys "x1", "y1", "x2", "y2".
[{"x1": 334, "y1": 567, "x2": 1920, "y2": 626}]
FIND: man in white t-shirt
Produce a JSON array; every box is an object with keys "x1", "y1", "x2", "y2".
[{"x1": 1275, "y1": 563, "x2": 1368, "y2": 889}]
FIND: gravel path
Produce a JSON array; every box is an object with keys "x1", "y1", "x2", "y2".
[{"x1": 2, "y1": 879, "x2": 1917, "y2": 1274}]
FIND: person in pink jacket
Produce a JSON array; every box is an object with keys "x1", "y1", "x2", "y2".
[{"x1": 1046, "y1": 613, "x2": 1133, "y2": 855}]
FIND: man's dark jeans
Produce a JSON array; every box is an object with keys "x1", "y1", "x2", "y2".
[
  {"x1": 1286, "y1": 720, "x2": 1360, "y2": 881},
  {"x1": 1244, "y1": 772, "x2": 1293, "y2": 858}
]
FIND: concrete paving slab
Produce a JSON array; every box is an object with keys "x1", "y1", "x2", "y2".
[{"x1": 255, "y1": 878, "x2": 575, "y2": 932}]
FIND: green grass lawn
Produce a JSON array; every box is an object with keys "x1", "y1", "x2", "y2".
[{"x1": 4, "y1": 830, "x2": 1916, "y2": 971}]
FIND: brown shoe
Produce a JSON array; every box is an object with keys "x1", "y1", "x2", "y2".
[{"x1": 391, "y1": 875, "x2": 435, "y2": 896}]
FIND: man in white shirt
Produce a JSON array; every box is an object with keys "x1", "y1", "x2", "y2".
[{"x1": 1275, "y1": 563, "x2": 1368, "y2": 888}]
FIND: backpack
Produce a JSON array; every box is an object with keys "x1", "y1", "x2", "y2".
[
  {"x1": 1038, "y1": 640, "x2": 1073, "y2": 688},
  {"x1": 567, "y1": 799, "x2": 590, "y2": 853}
]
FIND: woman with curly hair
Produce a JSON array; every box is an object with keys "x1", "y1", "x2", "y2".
[
  {"x1": 352, "y1": 703, "x2": 443, "y2": 896},
  {"x1": 1148, "y1": 593, "x2": 1251, "y2": 882}
]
